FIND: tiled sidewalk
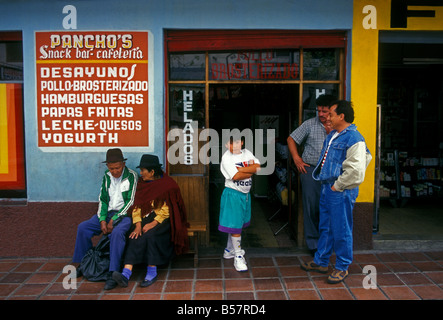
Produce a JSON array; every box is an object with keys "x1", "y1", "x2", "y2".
[{"x1": 1, "y1": 250, "x2": 442, "y2": 300}]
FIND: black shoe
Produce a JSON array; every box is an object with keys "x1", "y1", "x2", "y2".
[
  {"x1": 140, "y1": 276, "x2": 157, "y2": 287},
  {"x1": 104, "y1": 272, "x2": 118, "y2": 290},
  {"x1": 112, "y1": 271, "x2": 129, "y2": 288}
]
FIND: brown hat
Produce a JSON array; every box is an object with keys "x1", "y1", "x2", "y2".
[{"x1": 103, "y1": 148, "x2": 127, "y2": 163}]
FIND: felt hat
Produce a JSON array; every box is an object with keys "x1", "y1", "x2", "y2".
[
  {"x1": 103, "y1": 148, "x2": 127, "y2": 163},
  {"x1": 137, "y1": 154, "x2": 162, "y2": 169}
]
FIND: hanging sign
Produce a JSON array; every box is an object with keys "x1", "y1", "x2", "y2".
[{"x1": 35, "y1": 31, "x2": 149, "y2": 147}]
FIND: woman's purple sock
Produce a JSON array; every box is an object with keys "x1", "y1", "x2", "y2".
[
  {"x1": 122, "y1": 267, "x2": 132, "y2": 280},
  {"x1": 145, "y1": 266, "x2": 157, "y2": 281}
]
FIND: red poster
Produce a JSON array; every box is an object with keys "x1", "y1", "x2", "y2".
[{"x1": 35, "y1": 31, "x2": 149, "y2": 147}]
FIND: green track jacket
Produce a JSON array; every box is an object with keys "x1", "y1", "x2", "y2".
[{"x1": 96, "y1": 166, "x2": 138, "y2": 222}]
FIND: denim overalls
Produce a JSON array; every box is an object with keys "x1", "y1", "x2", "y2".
[{"x1": 311, "y1": 124, "x2": 368, "y2": 271}]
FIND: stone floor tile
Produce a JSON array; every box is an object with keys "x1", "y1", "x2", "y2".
[
  {"x1": 318, "y1": 288, "x2": 354, "y2": 300},
  {"x1": 350, "y1": 287, "x2": 388, "y2": 300},
  {"x1": 410, "y1": 285, "x2": 443, "y2": 300},
  {"x1": 381, "y1": 286, "x2": 420, "y2": 300}
]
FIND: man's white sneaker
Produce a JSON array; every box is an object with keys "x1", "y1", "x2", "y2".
[
  {"x1": 223, "y1": 248, "x2": 245, "y2": 259},
  {"x1": 234, "y1": 255, "x2": 248, "y2": 272}
]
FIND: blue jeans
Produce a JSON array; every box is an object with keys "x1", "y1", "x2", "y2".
[
  {"x1": 72, "y1": 211, "x2": 131, "y2": 272},
  {"x1": 314, "y1": 184, "x2": 358, "y2": 271}
]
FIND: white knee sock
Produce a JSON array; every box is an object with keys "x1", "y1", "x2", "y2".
[
  {"x1": 231, "y1": 235, "x2": 243, "y2": 256},
  {"x1": 226, "y1": 235, "x2": 234, "y2": 251}
]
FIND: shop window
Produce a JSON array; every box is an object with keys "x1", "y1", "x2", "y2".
[
  {"x1": 167, "y1": 47, "x2": 345, "y2": 171},
  {"x1": 209, "y1": 50, "x2": 300, "y2": 81},
  {"x1": 169, "y1": 53, "x2": 206, "y2": 80},
  {"x1": 302, "y1": 83, "x2": 340, "y2": 121},
  {"x1": 168, "y1": 84, "x2": 206, "y2": 175},
  {"x1": 0, "y1": 31, "x2": 25, "y2": 197},
  {"x1": 0, "y1": 40, "x2": 23, "y2": 81},
  {"x1": 166, "y1": 32, "x2": 346, "y2": 175},
  {"x1": 303, "y1": 48, "x2": 340, "y2": 81}
]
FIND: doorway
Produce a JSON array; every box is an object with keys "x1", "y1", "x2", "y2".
[
  {"x1": 207, "y1": 84, "x2": 299, "y2": 249},
  {"x1": 375, "y1": 40, "x2": 443, "y2": 246},
  {"x1": 165, "y1": 30, "x2": 347, "y2": 248}
]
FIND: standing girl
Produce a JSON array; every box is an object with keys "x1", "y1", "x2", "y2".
[{"x1": 218, "y1": 137, "x2": 260, "y2": 272}]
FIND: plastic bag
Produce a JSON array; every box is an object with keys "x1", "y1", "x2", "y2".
[{"x1": 78, "y1": 234, "x2": 110, "y2": 281}]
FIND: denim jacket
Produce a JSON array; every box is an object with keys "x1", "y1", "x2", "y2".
[{"x1": 312, "y1": 124, "x2": 372, "y2": 192}]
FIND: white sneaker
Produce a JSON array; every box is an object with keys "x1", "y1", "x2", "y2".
[
  {"x1": 234, "y1": 255, "x2": 248, "y2": 272},
  {"x1": 223, "y1": 248, "x2": 245, "y2": 259}
]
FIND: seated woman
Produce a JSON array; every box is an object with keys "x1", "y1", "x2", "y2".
[{"x1": 112, "y1": 154, "x2": 189, "y2": 287}]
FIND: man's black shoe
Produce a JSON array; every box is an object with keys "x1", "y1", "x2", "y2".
[
  {"x1": 104, "y1": 272, "x2": 118, "y2": 290},
  {"x1": 112, "y1": 271, "x2": 129, "y2": 288}
]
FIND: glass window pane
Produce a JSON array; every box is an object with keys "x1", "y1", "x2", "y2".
[
  {"x1": 168, "y1": 84, "x2": 205, "y2": 174},
  {"x1": 169, "y1": 84, "x2": 205, "y2": 129},
  {"x1": 0, "y1": 41, "x2": 23, "y2": 81},
  {"x1": 301, "y1": 83, "x2": 339, "y2": 122},
  {"x1": 303, "y1": 49, "x2": 339, "y2": 80},
  {"x1": 169, "y1": 53, "x2": 205, "y2": 80},
  {"x1": 209, "y1": 50, "x2": 299, "y2": 80}
]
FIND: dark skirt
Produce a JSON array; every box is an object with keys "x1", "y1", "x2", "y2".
[{"x1": 123, "y1": 214, "x2": 174, "y2": 266}]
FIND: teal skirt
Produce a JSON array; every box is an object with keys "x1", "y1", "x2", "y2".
[{"x1": 218, "y1": 187, "x2": 251, "y2": 234}]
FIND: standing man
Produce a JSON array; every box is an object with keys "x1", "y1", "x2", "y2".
[
  {"x1": 72, "y1": 148, "x2": 138, "y2": 290},
  {"x1": 287, "y1": 94, "x2": 335, "y2": 255},
  {"x1": 300, "y1": 100, "x2": 372, "y2": 284}
]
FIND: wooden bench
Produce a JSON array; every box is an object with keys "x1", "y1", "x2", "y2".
[{"x1": 187, "y1": 222, "x2": 207, "y2": 267}]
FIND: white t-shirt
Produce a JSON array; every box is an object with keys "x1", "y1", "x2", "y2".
[
  {"x1": 321, "y1": 131, "x2": 340, "y2": 168},
  {"x1": 108, "y1": 174, "x2": 124, "y2": 212},
  {"x1": 220, "y1": 149, "x2": 260, "y2": 193}
]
